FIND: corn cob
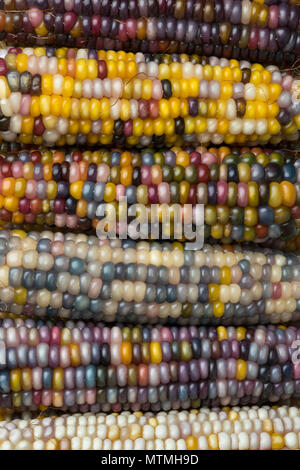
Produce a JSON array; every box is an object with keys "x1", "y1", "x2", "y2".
[
  {"x1": 2, "y1": 0, "x2": 298, "y2": 19},
  {"x1": 261, "y1": 235, "x2": 300, "y2": 252},
  {"x1": 0, "y1": 147, "x2": 299, "y2": 244},
  {"x1": 0, "y1": 406, "x2": 299, "y2": 450},
  {"x1": 0, "y1": 1, "x2": 299, "y2": 64},
  {"x1": 0, "y1": 48, "x2": 299, "y2": 146},
  {"x1": 0, "y1": 319, "x2": 299, "y2": 411},
  {"x1": 0, "y1": 230, "x2": 299, "y2": 323},
  {"x1": 261, "y1": 0, "x2": 299, "y2": 5}
]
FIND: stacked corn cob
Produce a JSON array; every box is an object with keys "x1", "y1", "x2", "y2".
[
  {"x1": 0, "y1": 317, "x2": 299, "y2": 411},
  {"x1": 0, "y1": 230, "x2": 300, "y2": 324},
  {"x1": 0, "y1": 0, "x2": 299, "y2": 65},
  {"x1": 0, "y1": 406, "x2": 299, "y2": 450},
  {"x1": 0, "y1": 0, "x2": 299, "y2": 453},
  {"x1": 0, "y1": 48, "x2": 299, "y2": 146},
  {"x1": 0, "y1": 147, "x2": 298, "y2": 244}
]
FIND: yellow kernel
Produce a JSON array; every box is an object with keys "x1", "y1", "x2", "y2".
[
  {"x1": 236, "y1": 359, "x2": 247, "y2": 380},
  {"x1": 186, "y1": 436, "x2": 198, "y2": 450}
]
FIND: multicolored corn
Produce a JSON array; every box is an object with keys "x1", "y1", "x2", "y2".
[
  {"x1": 0, "y1": 146, "x2": 299, "y2": 243},
  {"x1": 0, "y1": 406, "x2": 299, "y2": 450},
  {"x1": 0, "y1": 319, "x2": 299, "y2": 411},
  {"x1": 0, "y1": 48, "x2": 299, "y2": 146},
  {"x1": 0, "y1": 0, "x2": 299, "y2": 64},
  {"x1": 0, "y1": 230, "x2": 299, "y2": 323}
]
